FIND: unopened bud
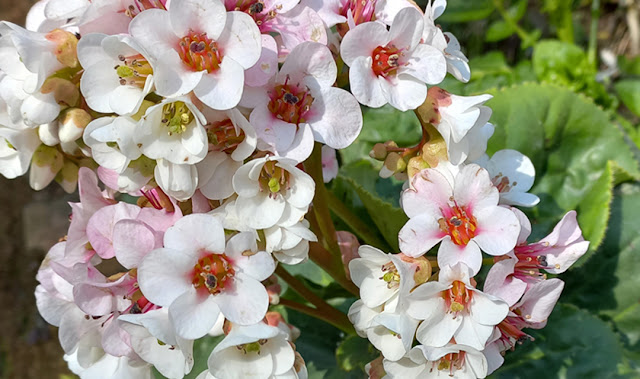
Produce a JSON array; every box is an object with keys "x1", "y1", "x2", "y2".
[
  {"x1": 263, "y1": 275, "x2": 282, "y2": 304},
  {"x1": 30, "y1": 144, "x2": 63, "y2": 190},
  {"x1": 407, "y1": 156, "x2": 430, "y2": 179},
  {"x1": 59, "y1": 108, "x2": 91, "y2": 143},
  {"x1": 383, "y1": 152, "x2": 406, "y2": 174},
  {"x1": 370, "y1": 143, "x2": 388, "y2": 160},
  {"x1": 38, "y1": 123, "x2": 60, "y2": 146},
  {"x1": 56, "y1": 159, "x2": 79, "y2": 193},
  {"x1": 40, "y1": 77, "x2": 79, "y2": 107},
  {"x1": 365, "y1": 356, "x2": 385, "y2": 379},
  {"x1": 398, "y1": 254, "x2": 432, "y2": 285},
  {"x1": 337, "y1": 231, "x2": 360, "y2": 280},
  {"x1": 45, "y1": 29, "x2": 79, "y2": 68}
]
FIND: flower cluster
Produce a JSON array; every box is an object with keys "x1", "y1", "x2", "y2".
[{"x1": 0, "y1": 0, "x2": 591, "y2": 377}]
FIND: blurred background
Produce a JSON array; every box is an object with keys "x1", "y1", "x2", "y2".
[{"x1": 1, "y1": 0, "x2": 639, "y2": 378}]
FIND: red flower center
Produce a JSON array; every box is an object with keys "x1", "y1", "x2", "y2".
[
  {"x1": 435, "y1": 351, "x2": 467, "y2": 375},
  {"x1": 371, "y1": 45, "x2": 402, "y2": 78},
  {"x1": 268, "y1": 80, "x2": 314, "y2": 125},
  {"x1": 206, "y1": 119, "x2": 246, "y2": 154},
  {"x1": 177, "y1": 31, "x2": 222, "y2": 73},
  {"x1": 192, "y1": 253, "x2": 235, "y2": 295},
  {"x1": 438, "y1": 204, "x2": 478, "y2": 246},
  {"x1": 227, "y1": 0, "x2": 276, "y2": 28}
]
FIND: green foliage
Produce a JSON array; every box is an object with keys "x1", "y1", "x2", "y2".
[
  {"x1": 335, "y1": 335, "x2": 379, "y2": 373},
  {"x1": 487, "y1": 83, "x2": 638, "y2": 250},
  {"x1": 615, "y1": 80, "x2": 640, "y2": 118},
  {"x1": 437, "y1": 0, "x2": 495, "y2": 23},
  {"x1": 494, "y1": 304, "x2": 628, "y2": 378},
  {"x1": 486, "y1": 0, "x2": 528, "y2": 42}
]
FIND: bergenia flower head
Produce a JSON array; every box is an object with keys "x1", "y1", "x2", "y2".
[
  {"x1": 129, "y1": 0, "x2": 261, "y2": 109},
  {"x1": 340, "y1": 6, "x2": 446, "y2": 111},
  {"x1": 399, "y1": 164, "x2": 521, "y2": 275}
]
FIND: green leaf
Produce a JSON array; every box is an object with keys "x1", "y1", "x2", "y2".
[
  {"x1": 562, "y1": 183, "x2": 640, "y2": 352},
  {"x1": 437, "y1": 0, "x2": 495, "y2": 23},
  {"x1": 284, "y1": 260, "x2": 335, "y2": 287},
  {"x1": 336, "y1": 173, "x2": 407, "y2": 251},
  {"x1": 494, "y1": 304, "x2": 627, "y2": 378},
  {"x1": 486, "y1": 20, "x2": 514, "y2": 42},
  {"x1": 336, "y1": 335, "x2": 378, "y2": 373},
  {"x1": 487, "y1": 83, "x2": 639, "y2": 256},
  {"x1": 532, "y1": 40, "x2": 591, "y2": 88},
  {"x1": 615, "y1": 80, "x2": 640, "y2": 117},
  {"x1": 574, "y1": 161, "x2": 614, "y2": 266}
]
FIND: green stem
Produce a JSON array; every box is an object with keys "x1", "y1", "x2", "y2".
[
  {"x1": 325, "y1": 191, "x2": 392, "y2": 251},
  {"x1": 483, "y1": 257, "x2": 495, "y2": 266},
  {"x1": 587, "y1": 0, "x2": 601, "y2": 67},
  {"x1": 492, "y1": 0, "x2": 535, "y2": 46},
  {"x1": 304, "y1": 143, "x2": 359, "y2": 295},
  {"x1": 276, "y1": 265, "x2": 356, "y2": 334},
  {"x1": 279, "y1": 298, "x2": 356, "y2": 335}
]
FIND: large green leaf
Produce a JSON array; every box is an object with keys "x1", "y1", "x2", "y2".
[
  {"x1": 494, "y1": 304, "x2": 627, "y2": 378},
  {"x1": 615, "y1": 80, "x2": 640, "y2": 117},
  {"x1": 487, "y1": 83, "x2": 639, "y2": 257},
  {"x1": 562, "y1": 183, "x2": 640, "y2": 353}
]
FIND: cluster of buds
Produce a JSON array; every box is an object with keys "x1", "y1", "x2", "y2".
[{"x1": 0, "y1": 0, "x2": 591, "y2": 377}]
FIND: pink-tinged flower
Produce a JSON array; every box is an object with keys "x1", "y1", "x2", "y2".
[
  {"x1": 399, "y1": 164, "x2": 521, "y2": 275},
  {"x1": 303, "y1": 0, "x2": 414, "y2": 31},
  {"x1": 249, "y1": 42, "x2": 362, "y2": 162},
  {"x1": 321, "y1": 145, "x2": 338, "y2": 183},
  {"x1": 485, "y1": 279, "x2": 564, "y2": 375},
  {"x1": 138, "y1": 214, "x2": 276, "y2": 339},
  {"x1": 224, "y1": 0, "x2": 327, "y2": 61},
  {"x1": 66, "y1": 167, "x2": 115, "y2": 260},
  {"x1": 340, "y1": 7, "x2": 446, "y2": 111},
  {"x1": 406, "y1": 263, "x2": 509, "y2": 350},
  {"x1": 485, "y1": 209, "x2": 589, "y2": 300},
  {"x1": 232, "y1": 156, "x2": 315, "y2": 229},
  {"x1": 337, "y1": 230, "x2": 359, "y2": 279},
  {"x1": 129, "y1": 0, "x2": 261, "y2": 109},
  {"x1": 475, "y1": 149, "x2": 540, "y2": 207},
  {"x1": 83, "y1": 116, "x2": 142, "y2": 174},
  {"x1": 383, "y1": 343, "x2": 488, "y2": 379},
  {"x1": 422, "y1": 0, "x2": 471, "y2": 83},
  {"x1": 77, "y1": 33, "x2": 153, "y2": 115}
]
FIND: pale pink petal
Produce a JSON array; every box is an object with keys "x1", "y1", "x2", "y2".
[
  {"x1": 169, "y1": 0, "x2": 226, "y2": 39},
  {"x1": 164, "y1": 213, "x2": 226, "y2": 253},
  {"x1": 515, "y1": 278, "x2": 564, "y2": 328},
  {"x1": 214, "y1": 274, "x2": 269, "y2": 325},
  {"x1": 388, "y1": 7, "x2": 424, "y2": 51},
  {"x1": 398, "y1": 214, "x2": 446, "y2": 257},
  {"x1": 403, "y1": 43, "x2": 447, "y2": 85},
  {"x1": 278, "y1": 41, "x2": 337, "y2": 89},
  {"x1": 483, "y1": 258, "x2": 526, "y2": 307},
  {"x1": 306, "y1": 87, "x2": 362, "y2": 149},
  {"x1": 217, "y1": 11, "x2": 261, "y2": 69},
  {"x1": 348, "y1": 56, "x2": 387, "y2": 108},
  {"x1": 138, "y1": 248, "x2": 195, "y2": 306},
  {"x1": 169, "y1": 289, "x2": 221, "y2": 339},
  {"x1": 245, "y1": 35, "x2": 278, "y2": 87},
  {"x1": 340, "y1": 22, "x2": 389, "y2": 65},
  {"x1": 86, "y1": 202, "x2": 141, "y2": 259},
  {"x1": 194, "y1": 57, "x2": 245, "y2": 110},
  {"x1": 437, "y1": 238, "x2": 482, "y2": 275},
  {"x1": 381, "y1": 74, "x2": 427, "y2": 111},
  {"x1": 403, "y1": 168, "x2": 453, "y2": 218},
  {"x1": 113, "y1": 219, "x2": 160, "y2": 269},
  {"x1": 469, "y1": 290, "x2": 509, "y2": 326},
  {"x1": 473, "y1": 206, "x2": 520, "y2": 256}
]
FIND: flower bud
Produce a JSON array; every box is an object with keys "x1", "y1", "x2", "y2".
[
  {"x1": 29, "y1": 144, "x2": 63, "y2": 190},
  {"x1": 40, "y1": 77, "x2": 79, "y2": 108},
  {"x1": 398, "y1": 253, "x2": 432, "y2": 285},
  {"x1": 382, "y1": 152, "x2": 406, "y2": 178},
  {"x1": 59, "y1": 108, "x2": 92, "y2": 144},
  {"x1": 407, "y1": 155, "x2": 430, "y2": 179},
  {"x1": 56, "y1": 159, "x2": 79, "y2": 193},
  {"x1": 365, "y1": 356, "x2": 385, "y2": 379},
  {"x1": 45, "y1": 29, "x2": 79, "y2": 68},
  {"x1": 369, "y1": 143, "x2": 388, "y2": 160},
  {"x1": 337, "y1": 231, "x2": 360, "y2": 280},
  {"x1": 38, "y1": 123, "x2": 60, "y2": 146}
]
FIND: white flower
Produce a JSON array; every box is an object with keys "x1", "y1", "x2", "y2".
[
  {"x1": 136, "y1": 97, "x2": 208, "y2": 165},
  {"x1": 265, "y1": 220, "x2": 317, "y2": 265},
  {"x1": 399, "y1": 164, "x2": 520, "y2": 275},
  {"x1": 207, "y1": 322, "x2": 296, "y2": 379},
  {"x1": 118, "y1": 308, "x2": 194, "y2": 379},
  {"x1": 154, "y1": 158, "x2": 198, "y2": 201},
  {"x1": 475, "y1": 149, "x2": 540, "y2": 207},
  {"x1": 406, "y1": 263, "x2": 509, "y2": 350},
  {"x1": 196, "y1": 107, "x2": 257, "y2": 201},
  {"x1": 83, "y1": 116, "x2": 142, "y2": 173},
  {"x1": 138, "y1": 214, "x2": 276, "y2": 339},
  {"x1": 340, "y1": 7, "x2": 446, "y2": 111},
  {"x1": 0, "y1": 127, "x2": 40, "y2": 179},
  {"x1": 232, "y1": 156, "x2": 315, "y2": 229},
  {"x1": 249, "y1": 42, "x2": 362, "y2": 162},
  {"x1": 129, "y1": 0, "x2": 261, "y2": 109},
  {"x1": 422, "y1": 0, "x2": 470, "y2": 83},
  {"x1": 78, "y1": 33, "x2": 153, "y2": 115},
  {"x1": 383, "y1": 343, "x2": 488, "y2": 379}
]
